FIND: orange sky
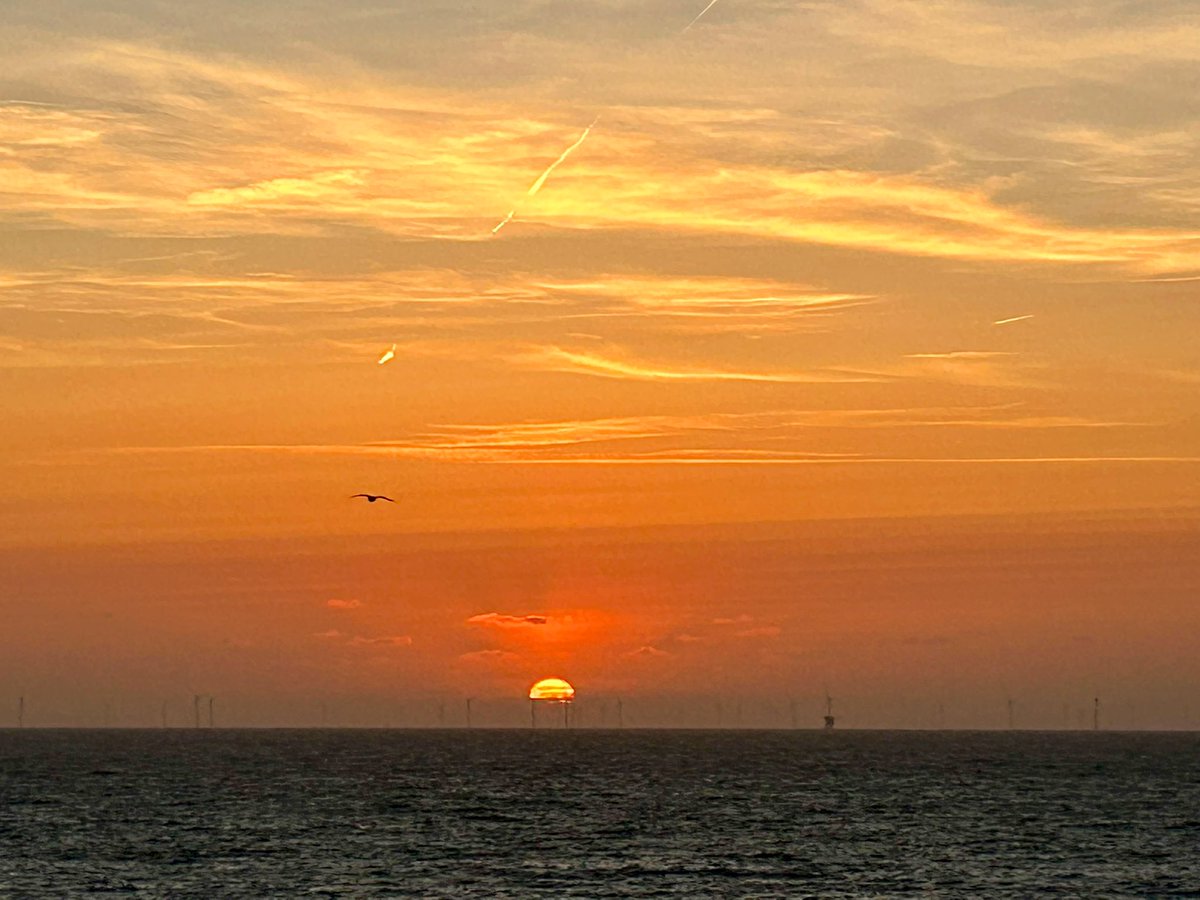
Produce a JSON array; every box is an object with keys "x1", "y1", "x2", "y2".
[{"x1": 2, "y1": 0, "x2": 1199, "y2": 728}]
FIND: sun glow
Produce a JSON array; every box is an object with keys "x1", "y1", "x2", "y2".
[{"x1": 529, "y1": 677, "x2": 576, "y2": 702}]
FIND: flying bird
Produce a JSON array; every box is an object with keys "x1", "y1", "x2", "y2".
[
  {"x1": 993, "y1": 315, "x2": 1034, "y2": 326},
  {"x1": 351, "y1": 494, "x2": 395, "y2": 503}
]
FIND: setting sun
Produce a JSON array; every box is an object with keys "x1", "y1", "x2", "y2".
[{"x1": 529, "y1": 678, "x2": 576, "y2": 702}]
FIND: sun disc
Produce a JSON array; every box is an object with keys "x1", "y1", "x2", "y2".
[{"x1": 529, "y1": 677, "x2": 575, "y2": 702}]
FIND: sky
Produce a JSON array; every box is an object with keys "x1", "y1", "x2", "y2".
[{"x1": 2, "y1": 0, "x2": 1199, "y2": 728}]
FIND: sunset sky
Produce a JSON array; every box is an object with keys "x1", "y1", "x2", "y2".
[{"x1": 2, "y1": 0, "x2": 1198, "y2": 728}]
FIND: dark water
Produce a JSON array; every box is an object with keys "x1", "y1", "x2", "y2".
[{"x1": 2, "y1": 730, "x2": 1199, "y2": 897}]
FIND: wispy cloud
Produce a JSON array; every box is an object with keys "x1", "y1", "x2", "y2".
[
  {"x1": 84, "y1": 403, "x2": 1158, "y2": 469},
  {"x1": 467, "y1": 612, "x2": 549, "y2": 628},
  {"x1": 348, "y1": 635, "x2": 413, "y2": 648},
  {"x1": 3, "y1": 40, "x2": 1196, "y2": 272},
  {"x1": 736, "y1": 626, "x2": 782, "y2": 638},
  {"x1": 511, "y1": 347, "x2": 883, "y2": 384},
  {"x1": 188, "y1": 169, "x2": 368, "y2": 207},
  {"x1": 326, "y1": 598, "x2": 362, "y2": 610},
  {"x1": 625, "y1": 645, "x2": 671, "y2": 658}
]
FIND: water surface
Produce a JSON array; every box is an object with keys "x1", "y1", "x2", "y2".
[{"x1": 2, "y1": 729, "x2": 1198, "y2": 896}]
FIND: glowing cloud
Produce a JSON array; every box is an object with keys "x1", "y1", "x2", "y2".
[
  {"x1": 326, "y1": 598, "x2": 362, "y2": 610},
  {"x1": 515, "y1": 347, "x2": 883, "y2": 384},
  {"x1": 377, "y1": 344, "x2": 396, "y2": 365},
  {"x1": 467, "y1": 612, "x2": 549, "y2": 628},
  {"x1": 188, "y1": 170, "x2": 366, "y2": 206},
  {"x1": 349, "y1": 635, "x2": 413, "y2": 647},
  {"x1": 993, "y1": 315, "x2": 1035, "y2": 326}
]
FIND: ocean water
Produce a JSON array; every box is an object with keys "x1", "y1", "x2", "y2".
[{"x1": 2, "y1": 730, "x2": 1198, "y2": 897}]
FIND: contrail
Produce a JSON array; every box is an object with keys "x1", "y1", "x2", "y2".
[
  {"x1": 528, "y1": 117, "x2": 598, "y2": 196},
  {"x1": 682, "y1": 0, "x2": 722, "y2": 33},
  {"x1": 993, "y1": 315, "x2": 1034, "y2": 326},
  {"x1": 491, "y1": 210, "x2": 516, "y2": 235},
  {"x1": 492, "y1": 117, "x2": 599, "y2": 235},
  {"x1": 489, "y1": 0, "x2": 719, "y2": 237},
  {"x1": 377, "y1": 343, "x2": 396, "y2": 365}
]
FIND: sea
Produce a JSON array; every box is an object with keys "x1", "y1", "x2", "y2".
[{"x1": 2, "y1": 729, "x2": 1198, "y2": 897}]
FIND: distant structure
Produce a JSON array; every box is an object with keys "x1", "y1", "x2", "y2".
[
  {"x1": 616, "y1": 697, "x2": 624, "y2": 729},
  {"x1": 1094, "y1": 697, "x2": 1101, "y2": 731},
  {"x1": 529, "y1": 677, "x2": 575, "y2": 729},
  {"x1": 824, "y1": 692, "x2": 836, "y2": 730},
  {"x1": 1007, "y1": 697, "x2": 1015, "y2": 730},
  {"x1": 465, "y1": 697, "x2": 473, "y2": 729},
  {"x1": 789, "y1": 697, "x2": 798, "y2": 729},
  {"x1": 161, "y1": 701, "x2": 168, "y2": 729},
  {"x1": 17, "y1": 696, "x2": 24, "y2": 729},
  {"x1": 194, "y1": 694, "x2": 201, "y2": 729},
  {"x1": 208, "y1": 696, "x2": 215, "y2": 729}
]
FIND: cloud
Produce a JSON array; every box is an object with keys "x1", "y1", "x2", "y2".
[
  {"x1": 466, "y1": 612, "x2": 549, "y2": 628},
  {"x1": 313, "y1": 629, "x2": 343, "y2": 639},
  {"x1": 736, "y1": 626, "x2": 782, "y2": 638},
  {"x1": 511, "y1": 347, "x2": 883, "y2": 384},
  {"x1": 3, "y1": 22, "x2": 1198, "y2": 275},
  {"x1": 626, "y1": 645, "x2": 670, "y2": 658},
  {"x1": 458, "y1": 649, "x2": 522, "y2": 666},
  {"x1": 713, "y1": 615, "x2": 754, "y2": 626},
  {"x1": 326, "y1": 598, "x2": 362, "y2": 610},
  {"x1": 188, "y1": 169, "x2": 368, "y2": 206},
  {"x1": 348, "y1": 635, "x2": 413, "y2": 648}
]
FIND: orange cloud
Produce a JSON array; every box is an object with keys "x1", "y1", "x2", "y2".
[
  {"x1": 736, "y1": 626, "x2": 782, "y2": 638},
  {"x1": 348, "y1": 635, "x2": 412, "y2": 647},
  {"x1": 513, "y1": 346, "x2": 882, "y2": 384},
  {"x1": 713, "y1": 615, "x2": 754, "y2": 625},
  {"x1": 458, "y1": 649, "x2": 522, "y2": 667},
  {"x1": 326, "y1": 598, "x2": 362, "y2": 610},
  {"x1": 467, "y1": 612, "x2": 549, "y2": 628},
  {"x1": 626, "y1": 645, "x2": 670, "y2": 658}
]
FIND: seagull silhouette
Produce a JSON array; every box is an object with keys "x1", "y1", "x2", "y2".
[{"x1": 350, "y1": 494, "x2": 396, "y2": 503}]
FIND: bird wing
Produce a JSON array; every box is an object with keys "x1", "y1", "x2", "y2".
[
  {"x1": 350, "y1": 494, "x2": 371, "y2": 499},
  {"x1": 380, "y1": 496, "x2": 396, "y2": 502}
]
